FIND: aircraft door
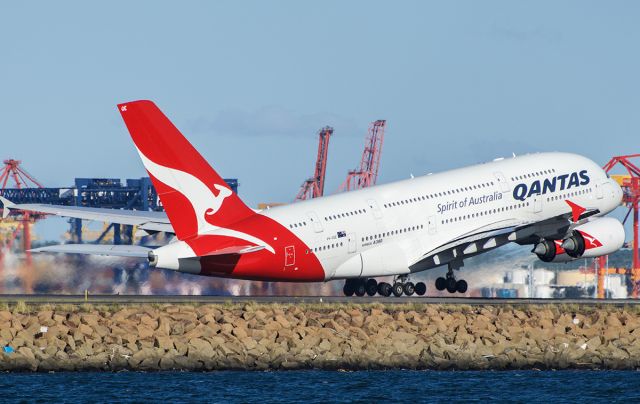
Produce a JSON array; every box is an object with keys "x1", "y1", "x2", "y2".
[
  {"x1": 284, "y1": 246, "x2": 295, "y2": 267},
  {"x1": 493, "y1": 172, "x2": 510, "y2": 193},
  {"x1": 428, "y1": 215, "x2": 437, "y2": 235},
  {"x1": 347, "y1": 233, "x2": 357, "y2": 253},
  {"x1": 367, "y1": 199, "x2": 383, "y2": 219},
  {"x1": 306, "y1": 211, "x2": 323, "y2": 233},
  {"x1": 533, "y1": 194, "x2": 543, "y2": 213},
  {"x1": 596, "y1": 182, "x2": 604, "y2": 199}
]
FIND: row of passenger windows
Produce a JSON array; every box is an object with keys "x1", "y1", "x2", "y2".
[
  {"x1": 384, "y1": 181, "x2": 496, "y2": 209},
  {"x1": 547, "y1": 188, "x2": 591, "y2": 202},
  {"x1": 289, "y1": 221, "x2": 307, "y2": 229},
  {"x1": 442, "y1": 202, "x2": 530, "y2": 224},
  {"x1": 324, "y1": 209, "x2": 366, "y2": 222},
  {"x1": 310, "y1": 241, "x2": 344, "y2": 253},
  {"x1": 362, "y1": 225, "x2": 424, "y2": 242},
  {"x1": 511, "y1": 169, "x2": 556, "y2": 182}
]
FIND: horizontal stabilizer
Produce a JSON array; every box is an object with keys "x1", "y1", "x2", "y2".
[
  {"x1": 200, "y1": 245, "x2": 266, "y2": 257},
  {"x1": 30, "y1": 244, "x2": 151, "y2": 258},
  {"x1": 0, "y1": 199, "x2": 173, "y2": 233}
]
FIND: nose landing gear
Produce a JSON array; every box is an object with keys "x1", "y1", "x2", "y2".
[{"x1": 435, "y1": 261, "x2": 468, "y2": 294}]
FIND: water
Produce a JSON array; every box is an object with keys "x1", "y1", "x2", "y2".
[{"x1": 1, "y1": 370, "x2": 638, "y2": 403}]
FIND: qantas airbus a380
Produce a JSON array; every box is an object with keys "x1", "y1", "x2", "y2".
[{"x1": 0, "y1": 100, "x2": 625, "y2": 297}]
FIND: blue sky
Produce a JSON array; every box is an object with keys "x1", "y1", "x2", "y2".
[{"x1": 1, "y1": 1, "x2": 639, "y2": 238}]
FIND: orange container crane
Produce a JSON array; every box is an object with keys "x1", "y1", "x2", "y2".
[
  {"x1": 339, "y1": 120, "x2": 386, "y2": 192},
  {"x1": 601, "y1": 154, "x2": 640, "y2": 297},
  {"x1": 295, "y1": 126, "x2": 333, "y2": 201},
  {"x1": 0, "y1": 159, "x2": 46, "y2": 293}
]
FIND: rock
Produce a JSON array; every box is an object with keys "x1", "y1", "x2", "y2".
[
  {"x1": 78, "y1": 323, "x2": 94, "y2": 336},
  {"x1": 586, "y1": 336, "x2": 602, "y2": 350},
  {"x1": 275, "y1": 315, "x2": 291, "y2": 328},
  {"x1": 188, "y1": 338, "x2": 215, "y2": 359},
  {"x1": 137, "y1": 325, "x2": 154, "y2": 340},
  {"x1": 232, "y1": 326, "x2": 248, "y2": 340},
  {"x1": 155, "y1": 336, "x2": 175, "y2": 351},
  {"x1": 0, "y1": 303, "x2": 638, "y2": 371},
  {"x1": 159, "y1": 356, "x2": 176, "y2": 370}
]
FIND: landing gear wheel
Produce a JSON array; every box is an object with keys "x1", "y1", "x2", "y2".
[
  {"x1": 392, "y1": 282, "x2": 404, "y2": 297},
  {"x1": 343, "y1": 282, "x2": 355, "y2": 296},
  {"x1": 378, "y1": 282, "x2": 392, "y2": 297},
  {"x1": 355, "y1": 282, "x2": 366, "y2": 297},
  {"x1": 365, "y1": 279, "x2": 378, "y2": 296},
  {"x1": 435, "y1": 277, "x2": 446, "y2": 291},
  {"x1": 456, "y1": 279, "x2": 468, "y2": 294},
  {"x1": 403, "y1": 282, "x2": 415, "y2": 296},
  {"x1": 415, "y1": 282, "x2": 427, "y2": 296},
  {"x1": 446, "y1": 277, "x2": 457, "y2": 294}
]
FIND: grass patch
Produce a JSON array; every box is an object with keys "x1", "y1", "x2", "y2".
[{"x1": 12, "y1": 300, "x2": 28, "y2": 314}]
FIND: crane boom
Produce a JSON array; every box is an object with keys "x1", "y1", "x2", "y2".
[
  {"x1": 295, "y1": 126, "x2": 333, "y2": 201},
  {"x1": 339, "y1": 120, "x2": 386, "y2": 192}
]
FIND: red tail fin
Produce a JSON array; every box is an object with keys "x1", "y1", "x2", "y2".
[{"x1": 117, "y1": 100, "x2": 254, "y2": 240}]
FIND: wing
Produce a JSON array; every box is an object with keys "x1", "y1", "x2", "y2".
[
  {"x1": 410, "y1": 203, "x2": 601, "y2": 272},
  {"x1": 0, "y1": 196, "x2": 173, "y2": 233}
]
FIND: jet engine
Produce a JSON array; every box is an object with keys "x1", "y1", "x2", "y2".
[
  {"x1": 533, "y1": 217, "x2": 625, "y2": 263},
  {"x1": 532, "y1": 239, "x2": 574, "y2": 263},
  {"x1": 560, "y1": 217, "x2": 625, "y2": 259}
]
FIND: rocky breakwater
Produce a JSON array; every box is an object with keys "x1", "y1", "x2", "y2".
[{"x1": 1, "y1": 303, "x2": 640, "y2": 371}]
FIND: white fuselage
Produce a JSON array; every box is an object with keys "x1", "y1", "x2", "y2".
[{"x1": 262, "y1": 152, "x2": 622, "y2": 280}]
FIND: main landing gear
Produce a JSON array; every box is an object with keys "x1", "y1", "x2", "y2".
[
  {"x1": 435, "y1": 261, "x2": 468, "y2": 294},
  {"x1": 343, "y1": 277, "x2": 427, "y2": 297}
]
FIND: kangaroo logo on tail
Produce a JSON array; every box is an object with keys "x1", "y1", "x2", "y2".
[
  {"x1": 136, "y1": 148, "x2": 232, "y2": 232},
  {"x1": 205, "y1": 184, "x2": 232, "y2": 217}
]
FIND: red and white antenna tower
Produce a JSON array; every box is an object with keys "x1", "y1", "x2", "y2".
[
  {"x1": 339, "y1": 120, "x2": 386, "y2": 192},
  {"x1": 295, "y1": 126, "x2": 333, "y2": 201}
]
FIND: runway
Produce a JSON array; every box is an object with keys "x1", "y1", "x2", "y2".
[{"x1": 0, "y1": 294, "x2": 639, "y2": 305}]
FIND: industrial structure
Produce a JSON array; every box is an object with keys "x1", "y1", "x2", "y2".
[
  {"x1": 0, "y1": 159, "x2": 43, "y2": 267},
  {"x1": 597, "y1": 154, "x2": 640, "y2": 297},
  {"x1": 0, "y1": 161, "x2": 238, "y2": 245},
  {"x1": 295, "y1": 126, "x2": 333, "y2": 201},
  {"x1": 339, "y1": 120, "x2": 386, "y2": 192}
]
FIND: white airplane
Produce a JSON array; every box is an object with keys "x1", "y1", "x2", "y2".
[{"x1": 0, "y1": 100, "x2": 625, "y2": 297}]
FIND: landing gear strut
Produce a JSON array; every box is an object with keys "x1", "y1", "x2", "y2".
[
  {"x1": 342, "y1": 277, "x2": 427, "y2": 297},
  {"x1": 435, "y1": 261, "x2": 468, "y2": 294}
]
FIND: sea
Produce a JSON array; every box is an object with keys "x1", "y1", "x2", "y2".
[{"x1": 0, "y1": 370, "x2": 638, "y2": 403}]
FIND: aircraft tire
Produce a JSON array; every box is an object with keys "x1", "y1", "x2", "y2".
[
  {"x1": 365, "y1": 278, "x2": 378, "y2": 296},
  {"x1": 446, "y1": 278, "x2": 457, "y2": 294},
  {"x1": 415, "y1": 282, "x2": 427, "y2": 296},
  {"x1": 343, "y1": 282, "x2": 355, "y2": 296},
  {"x1": 355, "y1": 282, "x2": 366, "y2": 297},
  {"x1": 403, "y1": 282, "x2": 415, "y2": 296},
  {"x1": 456, "y1": 279, "x2": 468, "y2": 294},
  {"x1": 378, "y1": 282, "x2": 392, "y2": 297},
  {"x1": 392, "y1": 282, "x2": 404, "y2": 297},
  {"x1": 435, "y1": 277, "x2": 446, "y2": 291}
]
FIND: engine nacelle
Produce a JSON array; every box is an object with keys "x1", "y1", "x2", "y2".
[
  {"x1": 148, "y1": 241, "x2": 201, "y2": 274},
  {"x1": 532, "y1": 239, "x2": 574, "y2": 263},
  {"x1": 561, "y1": 217, "x2": 625, "y2": 259}
]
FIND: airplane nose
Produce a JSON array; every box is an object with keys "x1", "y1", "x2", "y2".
[{"x1": 613, "y1": 179, "x2": 624, "y2": 205}]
